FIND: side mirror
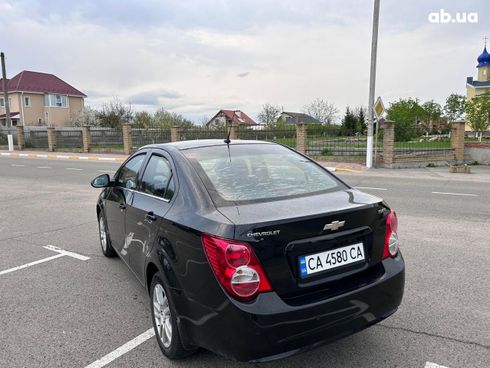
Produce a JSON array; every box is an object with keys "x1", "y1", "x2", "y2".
[{"x1": 91, "y1": 174, "x2": 111, "y2": 188}]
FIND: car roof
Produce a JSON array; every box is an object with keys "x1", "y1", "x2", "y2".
[{"x1": 139, "y1": 139, "x2": 274, "y2": 151}]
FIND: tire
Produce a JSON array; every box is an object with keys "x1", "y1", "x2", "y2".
[
  {"x1": 98, "y1": 211, "x2": 116, "y2": 258},
  {"x1": 150, "y1": 273, "x2": 196, "y2": 359}
]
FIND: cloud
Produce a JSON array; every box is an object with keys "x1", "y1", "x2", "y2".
[
  {"x1": 0, "y1": 0, "x2": 488, "y2": 123},
  {"x1": 127, "y1": 89, "x2": 184, "y2": 106}
]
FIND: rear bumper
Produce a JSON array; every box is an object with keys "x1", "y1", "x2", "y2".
[{"x1": 180, "y1": 254, "x2": 405, "y2": 362}]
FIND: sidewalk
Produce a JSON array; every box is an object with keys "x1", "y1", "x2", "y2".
[{"x1": 346, "y1": 165, "x2": 490, "y2": 183}]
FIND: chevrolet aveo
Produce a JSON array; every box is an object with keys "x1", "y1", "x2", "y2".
[{"x1": 91, "y1": 140, "x2": 405, "y2": 362}]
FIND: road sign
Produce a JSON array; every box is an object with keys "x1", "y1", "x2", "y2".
[{"x1": 373, "y1": 96, "x2": 385, "y2": 119}]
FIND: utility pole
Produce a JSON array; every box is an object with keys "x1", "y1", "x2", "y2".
[
  {"x1": 1, "y1": 52, "x2": 11, "y2": 128},
  {"x1": 366, "y1": 0, "x2": 380, "y2": 168}
]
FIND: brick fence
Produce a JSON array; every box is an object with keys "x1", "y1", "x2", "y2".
[
  {"x1": 464, "y1": 141, "x2": 490, "y2": 164},
  {"x1": 379, "y1": 120, "x2": 464, "y2": 168},
  {"x1": 2, "y1": 120, "x2": 472, "y2": 167}
]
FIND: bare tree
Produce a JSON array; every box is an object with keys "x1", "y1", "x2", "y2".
[
  {"x1": 257, "y1": 103, "x2": 281, "y2": 126},
  {"x1": 199, "y1": 115, "x2": 210, "y2": 127},
  {"x1": 97, "y1": 98, "x2": 133, "y2": 128},
  {"x1": 302, "y1": 98, "x2": 338, "y2": 125}
]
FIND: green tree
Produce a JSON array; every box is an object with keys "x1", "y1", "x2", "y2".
[
  {"x1": 466, "y1": 94, "x2": 490, "y2": 140},
  {"x1": 421, "y1": 100, "x2": 442, "y2": 133},
  {"x1": 152, "y1": 108, "x2": 195, "y2": 129},
  {"x1": 97, "y1": 98, "x2": 133, "y2": 128},
  {"x1": 302, "y1": 98, "x2": 338, "y2": 125},
  {"x1": 340, "y1": 107, "x2": 357, "y2": 135},
  {"x1": 386, "y1": 98, "x2": 425, "y2": 141},
  {"x1": 257, "y1": 103, "x2": 281, "y2": 127},
  {"x1": 353, "y1": 106, "x2": 367, "y2": 133},
  {"x1": 133, "y1": 111, "x2": 152, "y2": 129},
  {"x1": 444, "y1": 93, "x2": 467, "y2": 122}
]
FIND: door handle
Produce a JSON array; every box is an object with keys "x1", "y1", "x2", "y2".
[
  {"x1": 145, "y1": 212, "x2": 157, "y2": 221},
  {"x1": 119, "y1": 203, "x2": 126, "y2": 210}
]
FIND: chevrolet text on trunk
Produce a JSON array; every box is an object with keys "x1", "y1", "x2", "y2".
[{"x1": 91, "y1": 139, "x2": 405, "y2": 362}]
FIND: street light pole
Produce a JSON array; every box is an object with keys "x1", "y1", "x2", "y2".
[
  {"x1": 1, "y1": 52, "x2": 12, "y2": 128},
  {"x1": 366, "y1": 0, "x2": 380, "y2": 168}
]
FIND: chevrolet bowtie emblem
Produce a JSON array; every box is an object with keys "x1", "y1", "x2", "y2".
[{"x1": 323, "y1": 220, "x2": 345, "y2": 231}]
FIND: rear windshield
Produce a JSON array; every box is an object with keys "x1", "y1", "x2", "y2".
[{"x1": 183, "y1": 143, "x2": 346, "y2": 205}]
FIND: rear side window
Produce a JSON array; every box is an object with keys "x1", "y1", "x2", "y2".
[
  {"x1": 117, "y1": 154, "x2": 146, "y2": 189},
  {"x1": 140, "y1": 155, "x2": 174, "y2": 200},
  {"x1": 183, "y1": 143, "x2": 345, "y2": 204}
]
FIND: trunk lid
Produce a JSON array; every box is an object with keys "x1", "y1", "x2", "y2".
[{"x1": 217, "y1": 189, "x2": 389, "y2": 304}]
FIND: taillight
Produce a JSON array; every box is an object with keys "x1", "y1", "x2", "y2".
[
  {"x1": 383, "y1": 210, "x2": 399, "y2": 259},
  {"x1": 201, "y1": 234, "x2": 272, "y2": 301}
]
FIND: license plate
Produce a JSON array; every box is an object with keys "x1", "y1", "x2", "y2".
[{"x1": 298, "y1": 243, "x2": 365, "y2": 278}]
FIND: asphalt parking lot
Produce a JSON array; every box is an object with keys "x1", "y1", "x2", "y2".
[{"x1": 0, "y1": 155, "x2": 489, "y2": 368}]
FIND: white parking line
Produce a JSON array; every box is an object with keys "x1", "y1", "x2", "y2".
[
  {"x1": 37, "y1": 166, "x2": 52, "y2": 169},
  {"x1": 11, "y1": 164, "x2": 25, "y2": 167},
  {"x1": 355, "y1": 186, "x2": 388, "y2": 191},
  {"x1": 0, "y1": 245, "x2": 90, "y2": 276},
  {"x1": 84, "y1": 328, "x2": 155, "y2": 368},
  {"x1": 43, "y1": 245, "x2": 90, "y2": 261},
  {"x1": 66, "y1": 167, "x2": 83, "y2": 171},
  {"x1": 425, "y1": 362, "x2": 449, "y2": 368},
  {"x1": 431, "y1": 191, "x2": 478, "y2": 197},
  {"x1": 0, "y1": 254, "x2": 65, "y2": 276}
]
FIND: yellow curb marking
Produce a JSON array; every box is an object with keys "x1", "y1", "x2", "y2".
[{"x1": 334, "y1": 168, "x2": 363, "y2": 173}]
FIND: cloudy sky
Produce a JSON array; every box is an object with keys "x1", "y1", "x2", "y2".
[{"x1": 0, "y1": 0, "x2": 488, "y2": 123}]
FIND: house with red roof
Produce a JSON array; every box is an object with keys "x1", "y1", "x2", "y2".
[
  {"x1": 205, "y1": 109, "x2": 257, "y2": 128},
  {"x1": 0, "y1": 71, "x2": 86, "y2": 127}
]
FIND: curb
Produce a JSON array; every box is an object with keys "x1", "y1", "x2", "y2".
[
  {"x1": 334, "y1": 167, "x2": 363, "y2": 173},
  {"x1": 0, "y1": 152, "x2": 126, "y2": 163},
  {"x1": 325, "y1": 166, "x2": 363, "y2": 173}
]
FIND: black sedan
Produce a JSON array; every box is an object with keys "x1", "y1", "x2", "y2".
[{"x1": 91, "y1": 140, "x2": 405, "y2": 362}]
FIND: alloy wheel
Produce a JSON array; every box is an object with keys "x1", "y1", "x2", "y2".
[
  {"x1": 153, "y1": 283, "x2": 172, "y2": 348},
  {"x1": 99, "y1": 216, "x2": 107, "y2": 252}
]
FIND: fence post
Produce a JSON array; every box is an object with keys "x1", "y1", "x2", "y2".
[
  {"x1": 229, "y1": 123, "x2": 238, "y2": 140},
  {"x1": 451, "y1": 121, "x2": 465, "y2": 163},
  {"x1": 296, "y1": 122, "x2": 307, "y2": 154},
  {"x1": 382, "y1": 120, "x2": 395, "y2": 166},
  {"x1": 47, "y1": 127, "x2": 56, "y2": 152},
  {"x1": 16, "y1": 125, "x2": 25, "y2": 150},
  {"x1": 122, "y1": 123, "x2": 133, "y2": 155},
  {"x1": 82, "y1": 125, "x2": 91, "y2": 153},
  {"x1": 170, "y1": 126, "x2": 182, "y2": 142}
]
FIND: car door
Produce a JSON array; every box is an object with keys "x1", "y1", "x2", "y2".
[
  {"x1": 125, "y1": 151, "x2": 176, "y2": 282},
  {"x1": 104, "y1": 153, "x2": 147, "y2": 258}
]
